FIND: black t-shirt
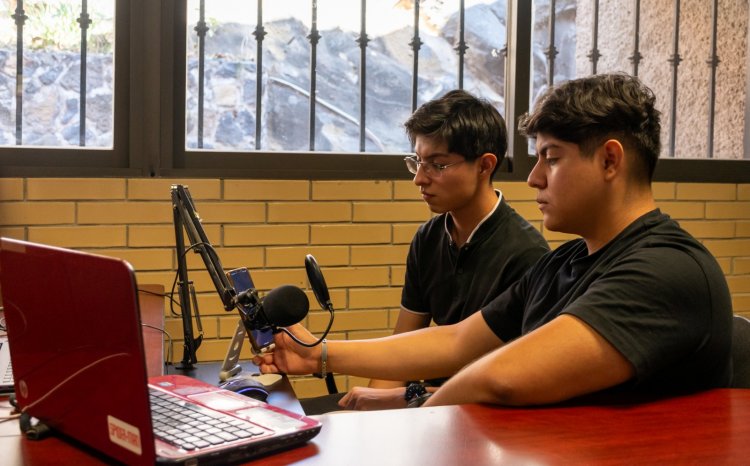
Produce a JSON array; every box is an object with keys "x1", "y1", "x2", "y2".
[
  {"x1": 402, "y1": 194, "x2": 549, "y2": 325},
  {"x1": 481, "y1": 209, "x2": 733, "y2": 393}
]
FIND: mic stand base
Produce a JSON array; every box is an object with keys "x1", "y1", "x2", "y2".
[
  {"x1": 219, "y1": 364, "x2": 243, "y2": 382},
  {"x1": 176, "y1": 362, "x2": 196, "y2": 371}
]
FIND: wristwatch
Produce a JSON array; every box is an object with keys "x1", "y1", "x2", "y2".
[{"x1": 405, "y1": 382, "x2": 432, "y2": 408}]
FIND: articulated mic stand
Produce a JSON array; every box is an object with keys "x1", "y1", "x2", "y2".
[{"x1": 171, "y1": 184, "x2": 237, "y2": 370}]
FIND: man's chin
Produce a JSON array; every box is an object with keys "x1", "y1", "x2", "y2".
[
  {"x1": 426, "y1": 204, "x2": 449, "y2": 215},
  {"x1": 542, "y1": 217, "x2": 561, "y2": 232},
  {"x1": 543, "y1": 219, "x2": 575, "y2": 236}
]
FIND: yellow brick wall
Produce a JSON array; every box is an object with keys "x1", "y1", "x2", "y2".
[{"x1": 1, "y1": 178, "x2": 749, "y2": 397}]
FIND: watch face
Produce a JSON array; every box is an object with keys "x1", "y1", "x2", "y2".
[{"x1": 405, "y1": 383, "x2": 427, "y2": 403}]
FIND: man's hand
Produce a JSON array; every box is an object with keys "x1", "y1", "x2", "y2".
[
  {"x1": 338, "y1": 387, "x2": 409, "y2": 411},
  {"x1": 252, "y1": 324, "x2": 321, "y2": 375}
]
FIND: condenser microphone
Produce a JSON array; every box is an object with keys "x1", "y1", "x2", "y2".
[{"x1": 261, "y1": 284, "x2": 310, "y2": 328}]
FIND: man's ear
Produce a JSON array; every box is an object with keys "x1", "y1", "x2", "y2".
[
  {"x1": 478, "y1": 153, "x2": 497, "y2": 176},
  {"x1": 601, "y1": 139, "x2": 625, "y2": 180}
]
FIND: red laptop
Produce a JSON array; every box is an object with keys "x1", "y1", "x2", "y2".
[{"x1": 0, "y1": 238, "x2": 321, "y2": 465}]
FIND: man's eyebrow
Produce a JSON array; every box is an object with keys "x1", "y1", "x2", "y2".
[
  {"x1": 537, "y1": 142, "x2": 560, "y2": 157},
  {"x1": 415, "y1": 151, "x2": 452, "y2": 160}
]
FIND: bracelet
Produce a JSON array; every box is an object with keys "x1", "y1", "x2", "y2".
[{"x1": 320, "y1": 338, "x2": 327, "y2": 378}]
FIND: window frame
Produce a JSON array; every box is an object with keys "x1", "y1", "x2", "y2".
[
  {"x1": 0, "y1": 0, "x2": 135, "y2": 177},
  {"x1": 0, "y1": 0, "x2": 747, "y2": 183}
]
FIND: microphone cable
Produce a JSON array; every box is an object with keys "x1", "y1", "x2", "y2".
[
  {"x1": 233, "y1": 283, "x2": 335, "y2": 348},
  {"x1": 141, "y1": 323, "x2": 174, "y2": 367},
  {"x1": 168, "y1": 240, "x2": 219, "y2": 317},
  {"x1": 274, "y1": 302, "x2": 334, "y2": 348},
  {"x1": 138, "y1": 287, "x2": 181, "y2": 317}
]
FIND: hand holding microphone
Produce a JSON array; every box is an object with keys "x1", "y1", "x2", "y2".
[{"x1": 253, "y1": 324, "x2": 322, "y2": 375}]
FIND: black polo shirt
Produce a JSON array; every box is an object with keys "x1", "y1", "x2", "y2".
[
  {"x1": 481, "y1": 209, "x2": 733, "y2": 392},
  {"x1": 402, "y1": 192, "x2": 549, "y2": 325}
]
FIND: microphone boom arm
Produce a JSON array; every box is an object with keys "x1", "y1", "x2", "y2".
[
  {"x1": 171, "y1": 185, "x2": 238, "y2": 369},
  {"x1": 172, "y1": 185, "x2": 237, "y2": 310},
  {"x1": 171, "y1": 185, "x2": 337, "y2": 379}
]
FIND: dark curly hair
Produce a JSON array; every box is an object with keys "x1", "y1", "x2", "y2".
[
  {"x1": 519, "y1": 74, "x2": 661, "y2": 183},
  {"x1": 404, "y1": 89, "x2": 507, "y2": 181}
]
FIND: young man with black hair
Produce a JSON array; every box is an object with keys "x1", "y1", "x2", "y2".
[
  {"x1": 258, "y1": 74, "x2": 732, "y2": 407},
  {"x1": 304, "y1": 90, "x2": 548, "y2": 413}
]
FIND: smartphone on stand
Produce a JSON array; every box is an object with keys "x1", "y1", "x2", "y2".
[{"x1": 226, "y1": 268, "x2": 276, "y2": 355}]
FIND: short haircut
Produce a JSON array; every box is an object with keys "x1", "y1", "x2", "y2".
[
  {"x1": 519, "y1": 73, "x2": 662, "y2": 183},
  {"x1": 404, "y1": 89, "x2": 507, "y2": 180}
]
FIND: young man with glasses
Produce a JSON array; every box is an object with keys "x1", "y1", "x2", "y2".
[
  {"x1": 303, "y1": 90, "x2": 548, "y2": 412},
  {"x1": 256, "y1": 74, "x2": 732, "y2": 407}
]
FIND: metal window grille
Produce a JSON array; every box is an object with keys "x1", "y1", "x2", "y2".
[
  {"x1": 8, "y1": 0, "x2": 94, "y2": 147},
  {"x1": 2, "y1": 1, "x2": 742, "y2": 164},
  {"x1": 537, "y1": 0, "x2": 728, "y2": 160},
  {"x1": 187, "y1": 0, "x2": 492, "y2": 153},
  {"x1": 11, "y1": 1, "x2": 26, "y2": 146}
]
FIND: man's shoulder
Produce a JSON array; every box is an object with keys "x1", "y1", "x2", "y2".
[
  {"x1": 623, "y1": 236, "x2": 726, "y2": 290},
  {"x1": 592, "y1": 217, "x2": 727, "y2": 296},
  {"x1": 621, "y1": 213, "x2": 719, "y2": 271}
]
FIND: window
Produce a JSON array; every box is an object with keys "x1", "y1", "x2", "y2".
[
  {"x1": 183, "y1": 0, "x2": 508, "y2": 153},
  {"x1": 537, "y1": 0, "x2": 747, "y2": 162},
  {"x1": 0, "y1": 0, "x2": 128, "y2": 174},
  {"x1": 0, "y1": 0, "x2": 115, "y2": 147},
  {"x1": 0, "y1": 0, "x2": 748, "y2": 182}
]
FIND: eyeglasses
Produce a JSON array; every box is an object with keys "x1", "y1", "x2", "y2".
[{"x1": 404, "y1": 155, "x2": 465, "y2": 177}]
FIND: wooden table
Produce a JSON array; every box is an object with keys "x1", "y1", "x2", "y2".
[
  {"x1": 4, "y1": 388, "x2": 748, "y2": 465},
  {"x1": 251, "y1": 389, "x2": 750, "y2": 465}
]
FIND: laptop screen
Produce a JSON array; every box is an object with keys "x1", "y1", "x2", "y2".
[
  {"x1": 0, "y1": 238, "x2": 320, "y2": 464},
  {"x1": 0, "y1": 238, "x2": 157, "y2": 461}
]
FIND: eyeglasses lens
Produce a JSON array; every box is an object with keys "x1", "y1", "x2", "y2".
[{"x1": 404, "y1": 157, "x2": 440, "y2": 177}]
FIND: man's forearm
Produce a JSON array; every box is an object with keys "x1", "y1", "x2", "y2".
[
  {"x1": 423, "y1": 351, "x2": 501, "y2": 406},
  {"x1": 327, "y1": 315, "x2": 501, "y2": 382},
  {"x1": 364, "y1": 309, "x2": 432, "y2": 388},
  {"x1": 425, "y1": 315, "x2": 635, "y2": 408},
  {"x1": 327, "y1": 325, "x2": 465, "y2": 381}
]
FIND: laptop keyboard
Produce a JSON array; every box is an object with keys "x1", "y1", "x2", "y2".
[{"x1": 149, "y1": 389, "x2": 268, "y2": 451}]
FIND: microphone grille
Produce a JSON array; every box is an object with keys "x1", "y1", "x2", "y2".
[{"x1": 263, "y1": 285, "x2": 310, "y2": 327}]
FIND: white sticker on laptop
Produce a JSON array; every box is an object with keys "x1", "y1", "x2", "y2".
[{"x1": 107, "y1": 415, "x2": 142, "y2": 455}]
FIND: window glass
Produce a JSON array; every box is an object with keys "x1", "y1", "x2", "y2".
[
  {"x1": 529, "y1": 0, "x2": 745, "y2": 161},
  {"x1": 315, "y1": 0, "x2": 371, "y2": 152},
  {"x1": 0, "y1": 0, "x2": 115, "y2": 148},
  {"x1": 530, "y1": 0, "x2": 576, "y2": 103},
  {"x1": 184, "y1": 0, "x2": 509, "y2": 154}
]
